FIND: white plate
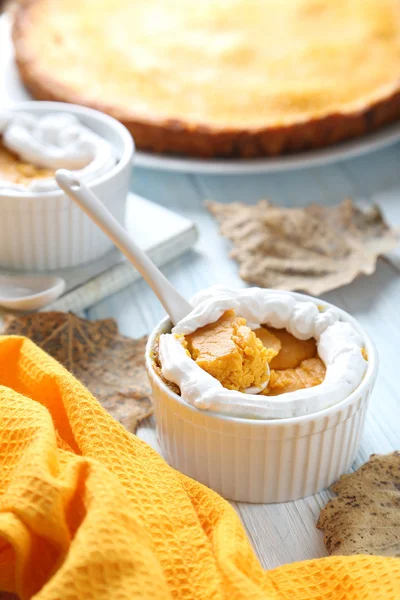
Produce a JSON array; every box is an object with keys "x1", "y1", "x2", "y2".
[{"x1": 2, "y1": 13, "x2": 400, "y2": 175}]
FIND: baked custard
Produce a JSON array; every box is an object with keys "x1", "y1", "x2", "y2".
[
  {"x1": 155, "y1": 286, "x2": 368, "y2": 419},
  {"x1": 13, "y1": 0, "x2": 400, "y2": 157}
]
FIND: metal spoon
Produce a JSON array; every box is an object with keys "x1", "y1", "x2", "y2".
[
  {"x1": 0, "y1": 274, "x2": 65, "y2": 311},
  {"x1": 55, "y1": 169, "x2": 192, "y2": 325}
]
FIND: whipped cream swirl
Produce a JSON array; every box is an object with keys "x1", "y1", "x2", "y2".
[
  {"x1": 159, "y1": 286, "x2": 368, "y2": 419},
  {"x1": 0, "y1": 112, "x2": 115, "y2": 193}
]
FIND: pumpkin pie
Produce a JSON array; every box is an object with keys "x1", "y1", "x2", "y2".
[
  {"x1": 255, "y1": 326, "x2": 326, "y2": 395},
  {"x1": 184, "y1": 310, "x2": 275, "y2": 391},
  {"x1": 13, "y1": 0, "x2": 400, "y2": 158},
  {"x1": 264, "y1": 358, "x2": 326, "y2": 396}
]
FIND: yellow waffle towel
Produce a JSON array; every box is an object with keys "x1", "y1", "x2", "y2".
[{"x1": 0, "y1": 336, "x2": 398, "y2": 600}]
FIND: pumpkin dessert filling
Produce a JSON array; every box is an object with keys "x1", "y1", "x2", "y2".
[
  {"x1": 0, "y1": 142, "x2": 54, "y2": 186},
  {"x1": 255, "y1": 326, "x2": 326, "y2": 396},
  {"x1": 183, "y1": 310, "x2": 276, "y2": 392},
  {"x1": 183, "y1": 312, "x2": 326, "y2": 395},
  {"x1": 154, "y1": 310, "x2": 327, "y2": 397}
]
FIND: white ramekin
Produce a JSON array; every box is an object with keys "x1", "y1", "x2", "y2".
[
  {"x1": 0, "y1": 101, "x2": 134, "y2": 271},
  {"x1": 146, "y1": 292, "x2": 378, "y2": 504}
]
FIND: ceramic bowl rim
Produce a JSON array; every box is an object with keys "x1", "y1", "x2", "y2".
[
  {"x1": 145, "y1": 289, "x2": 378, "y2": 427},
  {"x1": 0, "y1": 100, "x2": 134, "y2": 199}
]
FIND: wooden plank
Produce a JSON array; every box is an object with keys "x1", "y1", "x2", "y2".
[{"x1": 236, "y1": 494, "x2": 329, "y2": 570}]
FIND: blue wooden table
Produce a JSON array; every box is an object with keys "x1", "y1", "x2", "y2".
[{"x1": 88, "y1": 143, "x2": 400, "y2": 569}]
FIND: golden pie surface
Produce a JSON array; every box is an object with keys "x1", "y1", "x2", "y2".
[{"x1": 13, "y1": 0, "x2": 400, "y2": 157}]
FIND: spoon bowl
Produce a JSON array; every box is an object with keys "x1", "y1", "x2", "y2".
[{"x1": 0, "y1": 274, "x2": 65, "y2": 311}]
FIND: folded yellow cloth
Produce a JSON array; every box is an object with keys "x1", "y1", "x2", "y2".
[{"x1": 0, "y1": 336, "x2": 398, "y2": 600}]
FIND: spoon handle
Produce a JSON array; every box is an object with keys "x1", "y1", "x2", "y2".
[{"x1": 55, "y1": 169, "x2": 192, "y2": 325}]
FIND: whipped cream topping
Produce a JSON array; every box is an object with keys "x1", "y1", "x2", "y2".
[
  {"x1": 159, "y1": 286, "x2": 368, "y2": 419},
  {"x1": 0, "y1": 112, "x2": 115, "y2": 194}
]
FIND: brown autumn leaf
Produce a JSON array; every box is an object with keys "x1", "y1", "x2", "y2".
[
  {"x1": 317, "y1": 452, "x2": 400, "y2": 556},
  {"x1": 207, "y1": 198, "x2": 398, "y2": 295},
  {"x1": 2, "y1": 312, "x2": 152, "y2": 433}
]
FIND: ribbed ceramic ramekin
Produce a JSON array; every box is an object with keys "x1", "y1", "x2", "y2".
[
  {"x1": 146, "y1": 292, "x2": 378, "y2": 504},
  {"x1": 0, "y1": 101, "x2": 134, "y2": 271}
]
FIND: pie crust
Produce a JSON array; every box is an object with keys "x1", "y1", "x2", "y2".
[{"x1": 12, "y1": 0, "x2": 400, "y2": 158}]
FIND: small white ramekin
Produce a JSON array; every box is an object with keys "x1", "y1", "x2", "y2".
[
  {"x1": 0, "y1": 101, "x2": 134, "y2": 271},
  {"x1": 146, "y1": 292, "x2": 378, "y2": 504}
]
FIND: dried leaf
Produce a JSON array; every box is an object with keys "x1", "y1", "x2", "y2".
[
  {"x1": 2, "y1": 312, "x2": 152, "y2": 433},
  {"x1": 207, "y1": 198, "x2": 398, "y2": 295},
  {"x1": 317, "y1": 452, "x2": 400, "y2": 556}
]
